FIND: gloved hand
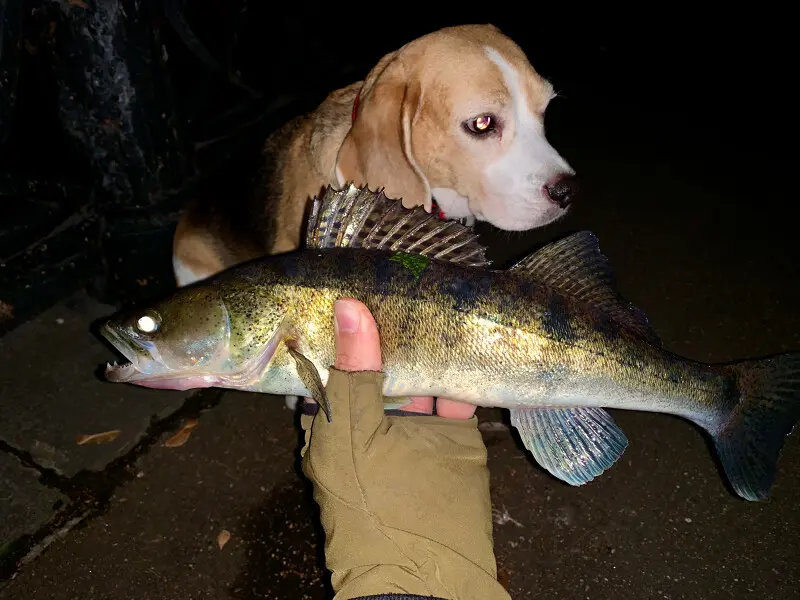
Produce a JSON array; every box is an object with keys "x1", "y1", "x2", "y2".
[{"x1": 300, "y1": 298, "x2": 512, "y2": 600}]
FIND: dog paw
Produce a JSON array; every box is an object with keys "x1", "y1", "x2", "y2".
[{"x1": 284, "y1": 395, "x2": 300, "y2": 411}]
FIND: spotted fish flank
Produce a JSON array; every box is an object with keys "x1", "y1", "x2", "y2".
[
  {"x1": 541, "y1": 292, "x2": 577, "y2": 344},
  {"x1": 101, "y1": 184, "x2": 800, "y2": 503},
  {"x1": 439, "y1": 275, "x2": 492, "y2": 314}
]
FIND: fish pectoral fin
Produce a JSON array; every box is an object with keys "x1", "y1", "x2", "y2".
[
  {"x1": 510, "y1": 406, "x2": 628, "y2": 486},
  {"x1": 287, "y1": 347, "x2": 332, "y2": 423}
]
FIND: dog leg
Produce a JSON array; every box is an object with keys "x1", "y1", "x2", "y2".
[{"x1": 285, "y1": 395, "x2": 300, "y2": 411}]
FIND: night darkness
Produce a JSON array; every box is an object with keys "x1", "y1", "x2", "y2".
[
  {"x1": 1, "y1": 3, "x2": 796, "y2": 329},
  {"x1": 1, "y1": 2, "x2": 798, "y2": 598}
]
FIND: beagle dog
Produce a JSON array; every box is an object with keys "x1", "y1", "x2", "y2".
[{"x1": 172, "y1": 23, "x2": 578, "y2": 287}]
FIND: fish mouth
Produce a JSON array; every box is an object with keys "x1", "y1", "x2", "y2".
[
  {"x1": 101, "y1": 323, "x2": 147, "y2": 383},
  {"x1": 100, "y1": 322, "x2": 284, "y2": 391},
  {"x1": 99, "y1": 323, "x2": 216, "y2": 390}
]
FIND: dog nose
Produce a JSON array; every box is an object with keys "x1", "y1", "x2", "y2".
[{"x1": 544, "y1": 176, "x2": 580, "y2": 208}]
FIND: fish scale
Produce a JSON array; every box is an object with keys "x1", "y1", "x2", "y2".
[{"x1": 100, "y1": 184, "x2": 800, "y2": 502}]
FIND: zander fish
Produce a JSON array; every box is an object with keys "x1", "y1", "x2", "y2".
[{"x1": 100, "y1": 184, "x2": 800, "y2": 501}]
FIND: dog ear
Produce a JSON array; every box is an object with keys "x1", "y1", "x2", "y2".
[{"x1": 336, "y1": 55, "x2": 432, "y2": 211}]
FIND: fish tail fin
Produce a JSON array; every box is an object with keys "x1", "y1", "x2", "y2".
[{"x1": 712, "y1": 352, "x2": 800, "y2": 501}]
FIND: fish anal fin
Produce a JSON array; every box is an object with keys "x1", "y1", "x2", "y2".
[
  {"x1": 510, "y1": 231, "x2": 659, "y2": 345},
  {"x1": 306, "y1": 183, "x2": 492, "y2": 268},
  {"x1": 510, "y1": 406, "x2": 628, "y2": 486}
]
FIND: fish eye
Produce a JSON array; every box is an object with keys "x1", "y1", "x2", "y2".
[
  {"x1": 136, "y1": 314, "x2": 159, "y2": 334},
  {"x1": 463, "y1": 114, "x2": 498, "y2": 136}
]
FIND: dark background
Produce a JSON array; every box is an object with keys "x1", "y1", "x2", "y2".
[
  {"x1": 1, "y1": 4, "x2": 799, "y2": 597},
  {"x1": 0, "y1": 1, "x2": 796, "y2": 332}
]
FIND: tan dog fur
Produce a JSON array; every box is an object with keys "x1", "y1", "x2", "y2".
[{"x1": 173, "y1": 24, "x2": 574, "y2": 287}]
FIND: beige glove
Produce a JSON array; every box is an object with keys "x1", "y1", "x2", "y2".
[{"x1": 300, "y1": 298, "x2": 512, "y2": 600}]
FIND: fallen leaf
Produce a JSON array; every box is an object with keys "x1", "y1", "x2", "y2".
[
  {"x1": 163, "y1": 419, "x2": 199, "y2": 448},
  {"x1": 68, "y1": 0, "x2": 88, "y2": 7},
  {"x1": 497, "y1": 565, "x2": 511, "y2": 589},
  {"x1": 217, "y1": 529, "x2": 231, "y2": 550},
  {"x1": 0, "y1": 300, "x2": 14, "y2": 322},
  {"x1": 76, "y1": 430, "x2": 122, "y2": 445}
]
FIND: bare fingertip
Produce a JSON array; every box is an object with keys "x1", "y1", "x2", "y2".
[{"x1": 334, "y1": 299, "x2": 362, "y2": 334}]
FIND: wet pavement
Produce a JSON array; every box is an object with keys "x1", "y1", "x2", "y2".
[
  {"x1": 3, "y1": 382, "x2": 798, "y2": 600},
  {"x1": 2, "y1": 44, "x2": 799, "y2": 600}
]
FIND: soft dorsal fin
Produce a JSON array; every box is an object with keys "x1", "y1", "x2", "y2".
[
  {"x1": 306, "y1": 184, "x2": 492, "y2": 268},
  {"x1": 510, "y1": 231, "x2": 660, "y2": 345}
]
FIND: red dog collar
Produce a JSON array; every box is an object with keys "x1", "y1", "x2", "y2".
[{"x1": 430, "y1": 198, "x2": 446, "y2": 219}]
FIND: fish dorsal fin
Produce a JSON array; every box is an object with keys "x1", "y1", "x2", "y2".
[
  {"x1": 511, "y1": 231, "x2": 660, "y2": 345},
  {"x1": 306, "y1": 183, "x2": 492, "y2": 268}
]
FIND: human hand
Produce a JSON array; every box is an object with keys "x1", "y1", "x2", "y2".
[
  {"x1": 317, "y1": 297, "x2": 477, "y2": 419},
  {"x1": 299, "y1": 298, "x2": 511, "y2": 600}
]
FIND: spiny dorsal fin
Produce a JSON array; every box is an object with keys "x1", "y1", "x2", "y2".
[
  {"x1": 306, "y1": 184, "x2": 492, "y2": 268},
  {"x1": 511, "y1": 231, "x2": 660, "y2": 345}
]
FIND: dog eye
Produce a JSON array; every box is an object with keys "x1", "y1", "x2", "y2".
[{"x1": 464, "y1": 114, "x2": 497, "y2": 136}]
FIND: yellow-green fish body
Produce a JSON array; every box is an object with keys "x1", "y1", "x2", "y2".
[
  {"x1": 246, "y1": 249, "x2": 719, "y2": 420},
  {"x1": 101, "y1": 185, "x2": 800, "y2": 502}
]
